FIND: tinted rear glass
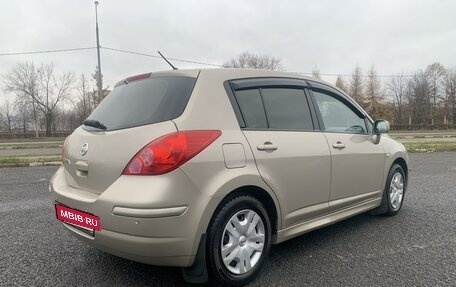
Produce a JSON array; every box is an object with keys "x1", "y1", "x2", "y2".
[
  {"x1": 261, "y1": 88, "x2": 314, "y2": 130},
  {"x1": 85, "y1": 76, "x2": 196, "y2": 131}
]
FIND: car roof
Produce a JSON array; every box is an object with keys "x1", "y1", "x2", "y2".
[
  {"x1": 119, "y1": 68, "x2": 337, "y2": 88},
  {"x1": 119, "y1": 68, "x2": 346, "y2": 100},
  {"x1": 151, "y1": 68, "x2": 319, "y2": 82}
]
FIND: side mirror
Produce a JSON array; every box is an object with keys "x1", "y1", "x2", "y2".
[{"x1": 374, "y1": 120, "x2": 390, "y2": 135}]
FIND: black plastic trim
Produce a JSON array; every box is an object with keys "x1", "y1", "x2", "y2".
[
  {"x1": 224, "y1": 81, "x2": 246, "y2": 128},
  {"x1": 181, "y1": 233, "x2": 208, "y2": 284},
  {"x1": 230, "y1": 77, "x2": 308, "y2": 91},
  {"x1": 304, "y1": 88, "x2": 321, "y2": 131}
]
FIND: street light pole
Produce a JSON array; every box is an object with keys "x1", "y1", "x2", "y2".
[{"x1": 94, "y1": 1, "x2": 103, "y2": 103}]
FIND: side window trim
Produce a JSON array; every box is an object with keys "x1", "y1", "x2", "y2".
[
  {"x1": 307, "y1": 89, "x2": 326, "y2": 131},
  {"x1": 224, "y1": 81, "x2": 246, "y2": 128},
  {"x1": 258, "y1": 88, "x2": 271, "y2": 128},
  {"x1": 303, "y1": 88, "x2": 321, "y2": 131},
  {"x1": 364, "y1": 118, "x2": 373, "y2": 134},
  {"x1": 231, "y1": 77, "x2": 308, "y2": 90}
]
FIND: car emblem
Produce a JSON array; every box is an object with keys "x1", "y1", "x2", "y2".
[{"x1": 80, "y1": 143, "x2": 89, "y2": 156}]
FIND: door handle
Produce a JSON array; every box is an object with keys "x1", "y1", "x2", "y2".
[
  {"x1": 257, "y1": 142, "x2": 278, "y2": 151},
  {"x1": 332, "y1": 141, "x2": 346, "y2": 149}
]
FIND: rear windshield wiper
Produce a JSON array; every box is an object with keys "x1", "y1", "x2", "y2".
[{"x1": 82, "y1": 119, "x2": 107, "y2": 130}]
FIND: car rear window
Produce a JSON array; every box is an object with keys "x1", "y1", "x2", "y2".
[{"x1": 85, "y1": 76, "x2": 196, "y2": 131}]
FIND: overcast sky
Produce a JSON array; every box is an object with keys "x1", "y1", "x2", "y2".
[{"x1": 1, "y1": 0, "x2": 455, "y2": 102}]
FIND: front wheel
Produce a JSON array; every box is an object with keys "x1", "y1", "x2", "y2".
[
  {"x1": 379, "y1": 164, "x2": 407, "y2": 216},
  {"x1": 207, "y1": 195, "x2": 271, "y2": 286}
]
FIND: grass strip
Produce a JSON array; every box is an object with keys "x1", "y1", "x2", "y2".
[
  {"x1": 403, "y1": 141, "x2": 456, "y2": 153},
  {"x1": 0, "y1": 143, "x2": 62, "y2": 150},
  {"x1": 0, "y1": 155, "x2": 61, "y2": 165},
  {"x1": 0, "y1": 137, "x2": 66, "y2": 143}
]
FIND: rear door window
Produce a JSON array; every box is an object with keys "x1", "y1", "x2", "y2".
[
  {"x1": 233, "y1": 87, "x2": 314, "y2": 130},
  {"x1": 234, "y1": 89, "x2": 268, "y2": 128},
  {"x1": 86, "y1": 76, "x2": 196, "y2": 131},
  {"x1": 261, "y1": 88, "x2": 314, "y2": 130}
]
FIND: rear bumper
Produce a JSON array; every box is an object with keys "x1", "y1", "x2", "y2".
[
  {"x1": 61, "y1": 222, "x2": 195, "y2": 266},
  {"x1": 50, "y1": 166, "x2": 211, "y2": 267}
]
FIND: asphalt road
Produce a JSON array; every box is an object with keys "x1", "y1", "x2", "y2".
[{"x1": 1, "y1": 153, "x2": 455, "y2": 286}]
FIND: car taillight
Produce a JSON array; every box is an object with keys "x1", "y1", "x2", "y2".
[
  {"x1": 123, "y1": 130, "x2": 222, "y2": 175},
  {"x1": 62, "y1": 135, "x2": 71, "y2": 162}
]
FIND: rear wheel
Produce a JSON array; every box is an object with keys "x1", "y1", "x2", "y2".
[{"x1": 207, "y1": 195, "x2": 271, "y2": 286}]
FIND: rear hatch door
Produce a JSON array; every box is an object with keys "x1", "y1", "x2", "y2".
[{"x1": 63, "y1": 72, "x2": 198, "y2": 194}]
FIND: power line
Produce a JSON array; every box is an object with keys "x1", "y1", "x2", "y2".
[
  {"x1": 0, "y1": 45, "x2": 454, "y2": 78},
  {"x1": 0, "y1": 45, "x2": 223, "y2": 67},
  {"x1": 100, "y1": 47, "x2": 161, "y2": 59},
  {"x1": 102, "y1": 46, "x2": 223, "y2": 67},
  {"x1": 100, "y1": 47, "x2": 429, "y2": 77},
  {"x1": 0, "y1": 47, "x2": 96, "y2": 56}
]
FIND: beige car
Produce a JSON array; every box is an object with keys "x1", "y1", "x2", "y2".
[{"x1": 51, "y1": 69, "x2": 408, "y2": 286}]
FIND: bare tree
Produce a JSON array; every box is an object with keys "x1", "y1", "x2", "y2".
[
  {"x1": 312, "y1": 66, "x2": 321, "y2": 79},
  {"x1": 387, "y1": 73, "x2": 408, "y2": 124},
  {"x1": 408, "y1": 71, "x2": 431, "y2": 125},
  {"x1": 4, "y1": 62, "x2": 74, "y2": 136},
  {"x1": 425, "y1": 63, "x2": 446, "y2": 124},
  {"x1": 364, "y1": 65, "x2": 383, "y2": 118},
  {"x1": 73, "y1": 74, "x2": 95, "y2": 123},
  {"x1": 0, "y1": 100, "x2": 14, "y2": 133},
  {"x1": 37, "y1": 63, "x2": 74, "y2": 135},
  {"x1": 13, "y1": 97, "x2": 32, "y2": 134},
  {"x1": 335, "y1": 75, "x2": 348, "y2": 93},
  {"x1": 3, "y1": 62, "x2": 40, "y2": 137},
  {"x1": 349, "y1": 65, "x2": 364, "y2": 105},
  {"x1": 223, "y1": 51, "x2": 283, "y2": 71}
]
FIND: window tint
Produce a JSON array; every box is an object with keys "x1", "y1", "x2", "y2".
[
  {"x1": 234, "y1": 89, "x2": 268, "y2": 128},
  {"x1": 312, "y1": 90, "x2": 367, "y2": 134},
  {"x1": 261, "y1": 88, "x2": 313, "y2": 130},
  {"x1": 86, "y1": 76, "x2": 196, "y2": 131}
]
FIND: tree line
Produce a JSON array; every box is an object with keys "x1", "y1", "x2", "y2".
[
  {"x1": 1, "y1": 54, "x2": 455, "y2": 137},
  {"x1": 0, "y1": 62, "x2": 107, "y2": 137},
  {"x1": 331, "y1": 63, "x2": 456, "y2": 128},
  {"x1": 225, "y1": 53, "x2": 456, "y2": 129}
]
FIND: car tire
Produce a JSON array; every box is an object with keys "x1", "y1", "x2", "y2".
[
  {"x1": 378, "y1": 164, "x2": 407, "y2": 216},
  {"x1": 206, "y1": 195, "x2": 271, "y2": 286}
]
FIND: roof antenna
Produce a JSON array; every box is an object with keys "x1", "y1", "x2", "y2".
[{"x1": 157, "y1": 51, "x2": 178, "y2": 70}]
